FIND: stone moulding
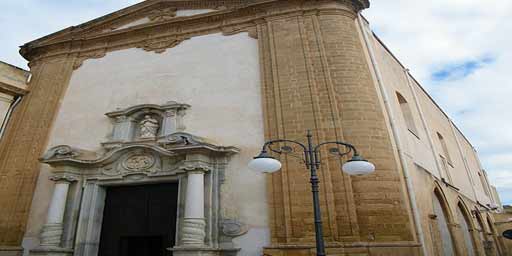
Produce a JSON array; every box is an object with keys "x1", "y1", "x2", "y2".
[{"x1": 105, "y1": 101, "x2": 190, "y2": 118}]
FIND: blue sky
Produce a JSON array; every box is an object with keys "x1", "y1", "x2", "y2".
[{"x1": 0, "y1": 1, "x2": 510, "y2": 205}]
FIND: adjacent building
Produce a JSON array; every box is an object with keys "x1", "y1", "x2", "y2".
[
  {"x1": 0, "y1": 1, "x2": 507, "y2": 256},
  {"x1": 0, "y1": 61, "x2": 30, "y2": 139}
]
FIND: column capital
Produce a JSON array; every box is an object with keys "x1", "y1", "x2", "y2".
[
  {"x1": 179, "y1": 162, "x2": 212, "y2": 174},
  {"x1": 49, "y1": 174, "x2": 79, "y2": 183}
]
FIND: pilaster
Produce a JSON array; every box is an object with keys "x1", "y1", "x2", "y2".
[{"x1": 0, "y1": 56, "x2": 75, "y2": 247}]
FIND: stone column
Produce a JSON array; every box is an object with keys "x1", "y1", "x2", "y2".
[
  {"x1": 39, "y1": 176, "x2": 75, "y2": 247},
  {"x1": 182, "y1": 171, "x2": 206, "y2": 246}
]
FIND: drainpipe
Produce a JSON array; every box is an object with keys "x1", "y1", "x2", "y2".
[
  {"x1": 0, "y1": 95, "x2": 22, "y2": 139},
  {"x1": 357, "y1": 14, "x2": 428, "y2": 256}
]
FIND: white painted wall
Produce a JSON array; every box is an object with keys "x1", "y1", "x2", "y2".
[{"x1": 24, "y1": 33, "x2": 269, "y2": 255}]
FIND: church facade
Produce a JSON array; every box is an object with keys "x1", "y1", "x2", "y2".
[{"x1": 0, "y1": 1, "x2": 506, "y2": 256}]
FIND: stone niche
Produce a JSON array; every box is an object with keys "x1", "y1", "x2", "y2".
[
  {"x1": 29, "y1": 102, "x2": 245, "y2": 256},
  {"x1": 103, "y1": 101, "x2": 190, "y2": 149}
]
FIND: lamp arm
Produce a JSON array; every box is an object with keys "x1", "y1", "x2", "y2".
[
  {"x1": 262, "y1": 139, "x2": 308, "y2": 152},
  {"x1": 313, "y1": 141, "x2": 358, "y2": 156}
]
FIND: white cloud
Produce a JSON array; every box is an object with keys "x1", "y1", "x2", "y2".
[
  {"x1": 0, "y1": 0, "x2": 141, "y2": 68},
  {"x1": 364, "y1": 0, "x2": 512, "y2": 204}
]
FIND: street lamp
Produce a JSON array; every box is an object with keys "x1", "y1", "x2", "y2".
[{"x1": 248, "y1": 130, "x2": 375, "y2": 256}]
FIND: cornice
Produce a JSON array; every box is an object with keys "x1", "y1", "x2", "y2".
[{"x1": 20, "y1": 0, "x2": 367, "y2": 66}]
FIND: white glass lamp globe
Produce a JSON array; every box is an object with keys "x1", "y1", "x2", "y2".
[
  {"x1": 342, "y1": 155, "x2": 375, "y2": 176},
  {"x1": 248, "y1": 155, "x2": 282, "y2": 173}
]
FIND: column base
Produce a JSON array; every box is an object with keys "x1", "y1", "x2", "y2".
[
  {"x1": 182, "y1": 218, "x2": 206, "y2": 246},
  {"x1": 39, "y1": 223, "x2": 63, "y2": 247},
  {"x1": 170, "y1": 247, "x2": 240, "y2": 256},
  {"x1": 28, "y1": 247, "x2": 73, "y2": 256},
  {"x1": 0, "y1": 246, "x2": 23, "y2": 256}
]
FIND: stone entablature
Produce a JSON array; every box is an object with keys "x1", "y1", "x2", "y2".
[
  {"x1": 30, "y1": 103, "x2": 243, "y2": 256},
  {"x1": 19, "y1": 0, "x2": 369, "y2": 69}
]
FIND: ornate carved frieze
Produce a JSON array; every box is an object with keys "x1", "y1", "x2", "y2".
[{"x1": 147, "y1": 7, "x2": 178, "y2": 22}]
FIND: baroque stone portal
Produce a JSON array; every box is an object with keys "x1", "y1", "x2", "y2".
[{"x1": 30, "y1": 102, "x2": 243, "y2": 256}]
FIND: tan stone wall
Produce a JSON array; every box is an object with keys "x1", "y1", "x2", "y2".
[{"x1": 259, "y1": 3, "x2": 417, "y2": 255}]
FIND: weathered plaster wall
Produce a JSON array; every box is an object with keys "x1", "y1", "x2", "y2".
[{"x1": 23, "y1": 32, "x2": 269, "y2": 255}]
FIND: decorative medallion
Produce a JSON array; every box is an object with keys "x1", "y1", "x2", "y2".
[
  {"x1": 137, "y1": 37, "x2": 185, "y2": 54},
  {"x1": 122, "y1": 154, "x2": 155, "y2": 171}
]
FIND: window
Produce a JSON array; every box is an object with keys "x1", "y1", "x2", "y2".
[
  {"x1": 437, "y1": 132, "x2": 452, "y2": 164},
  {"x1": 396, "y1": 92, "x2": 419, "y2": 136}
]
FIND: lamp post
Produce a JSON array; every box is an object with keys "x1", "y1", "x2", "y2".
[{"x1": 248, "y1": 130, "x2": 375, "y2": 256}]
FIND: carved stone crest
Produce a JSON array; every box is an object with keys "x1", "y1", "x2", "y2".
[
  {"x1": 122, "y1": 154, "x2": 155, "y2": 171},
  {"x1": 42, "y1": 145, "x2": 80, "y2": 160}
]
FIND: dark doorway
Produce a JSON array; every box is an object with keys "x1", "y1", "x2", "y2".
[{"x1": 98, "y1": 183, "x2": 179, "y2": 256}]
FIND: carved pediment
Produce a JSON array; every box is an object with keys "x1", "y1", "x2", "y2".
[{"x1": 42, "y1": 133, "x2": 238, "y2": 168}]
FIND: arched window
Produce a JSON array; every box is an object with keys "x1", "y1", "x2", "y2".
[
  {"x1": 432, "y1": 191, "x2": 455, "y2": 255},
  {"x1": 456, "y1": 203, "x2": 476, "y2": 256},
  {"x1": 396, "y1": 92, "x2": 419, "y2": 136},
  {"x1": 437, "y1": 132, "x2": 453, "y2": 182}
]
